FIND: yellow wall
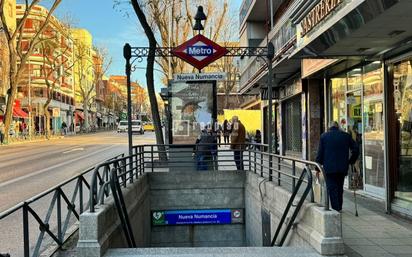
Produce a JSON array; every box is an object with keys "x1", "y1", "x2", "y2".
[
  {"x1": 4, "y1": 0, "x2": 16, "y2": 31},
  {"x1": 71, "y1": 28, "x2": 95, "y2": 106},
  {"x1": 218, "y1": 109, "x2": 262, "y2": 134}
]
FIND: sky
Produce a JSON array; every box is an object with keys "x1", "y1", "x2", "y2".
[{"x1": 53, "y1": 0, "x2": 243, "y2": 92}]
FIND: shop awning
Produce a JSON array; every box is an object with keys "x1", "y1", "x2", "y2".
[
  {"x1": 75, "y1": 111, "x2": 84, "y2": 120},
  {"x1": 13, "y1": 106, "x2": 28, "y2": 118}
]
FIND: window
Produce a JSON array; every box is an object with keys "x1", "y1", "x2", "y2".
[
  {"x1": 394, "y1": 59, "x2": 412, "y2": 202},
  {"x1": 283, "y1": 95, "x2": 302, "y2": 153}
]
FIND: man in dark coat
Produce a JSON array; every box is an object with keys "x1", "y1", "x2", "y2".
[
  {"x1": 316, "y1": 121, "x2": 359, "y2": 212},
  {"x1": 230, "y1": 116, "x2": 246, "y2": 170}
]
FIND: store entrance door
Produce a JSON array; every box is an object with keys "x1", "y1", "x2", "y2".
[{"x1": 346, "y1": 90, "x2": 364, "y2": 190}]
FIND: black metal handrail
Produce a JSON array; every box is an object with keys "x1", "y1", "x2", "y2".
[
  {"x1": 271, "y1": 167, "x2": 313, "y2": 247},
  {"x1": 109, "y1": 158, "x2": 137, "y2": 248},
  {"x1": 0, "y1": 154, "x2": 124, "y2": 257}
]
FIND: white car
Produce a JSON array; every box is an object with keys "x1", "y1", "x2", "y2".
[{"x1": 117, "y1": 120, "x2": 144, "y2": 134}]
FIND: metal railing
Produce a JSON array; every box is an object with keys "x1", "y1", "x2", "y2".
[
  {"x1": 89, "y1": 143, "x2": 329, "y2": 213},
  {"x1": 0, "y1": 154, "x2": 124, "y2": 257},
  {"x1": 87, "y1": 143, "x2": 329, "y2": 250}
]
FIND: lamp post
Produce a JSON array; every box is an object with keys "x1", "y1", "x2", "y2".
[{"x1": 124, "y1": 44, "x2": 133, "y2": 163}]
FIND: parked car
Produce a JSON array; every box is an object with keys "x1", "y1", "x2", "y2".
[
  {"x1": 117, "y1": 120, "x2": 128, "y2": 133},
  {"x1": 131, "y1": 120, "x2": 144, "y2": 134},
  {"x1": 143, "y1": 122, "x2": 154, "y2": 131},
  {"x1": 117, "y1": 120, "x2": 144, "y2": 134}
]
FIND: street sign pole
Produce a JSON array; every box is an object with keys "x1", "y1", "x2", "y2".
[
  {"x1": 267, "y1": 42, "x2": 274, "y2": 182},
  {"x1": 124, "y1": 44, "x2": 134, "y2": 172}
]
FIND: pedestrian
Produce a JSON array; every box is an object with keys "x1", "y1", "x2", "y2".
[
  {"x1": 216, "y1": 123, "x2": 222, "y2": 145},
  {"x1": 316, "y1": 121, "x2": 359, "y2": 212},
  {"x1": 230, "y1": 116, "x2": 246, "y2": 171},
  {"x1": 195, "y1": 127, "x2": 215, "y2": 170},
  {"x1": 255, "y1": 129, "x2": 262, "y2": 150},
  {"x1": 61, "y1": 121, "x2": 67, "y2": 135},
  {"x1": 223, "y1": 119, "x2": 231, "y2": 144},
  {"x1": 0, "y1": 121, "x2": 5, "y2": 145}
]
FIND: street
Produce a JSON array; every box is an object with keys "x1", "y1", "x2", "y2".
[{"x1": 0, "y1": 131, "x2": 156, "y2": 212}]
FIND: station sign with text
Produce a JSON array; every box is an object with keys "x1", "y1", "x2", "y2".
[
  {"x1": 174, "y1": 72, "x2": 227, "y2": 82},
  {"x1": 152, "y1": 209, "x2": 243, "y2": 226},
  {"x1": 172, "y1": 34, "x2": 228, "y2": 70}
]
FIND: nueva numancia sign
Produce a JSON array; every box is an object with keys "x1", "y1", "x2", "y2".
[{"x1": 300, "y1": 0, "x2": 343, "y2": 37}]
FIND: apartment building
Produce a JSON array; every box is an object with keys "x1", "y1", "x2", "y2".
[
  {"x1": 16, "y1": 4, "x2": 75, "y2": 133},
  {"x1": 239, "y1": 0, "x2": 412, "y2": 218}
]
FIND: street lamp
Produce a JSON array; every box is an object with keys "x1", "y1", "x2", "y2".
[{"x1": 193, "y1": 6, "x2": 206, "y2": 33}]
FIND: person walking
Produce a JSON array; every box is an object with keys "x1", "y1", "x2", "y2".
[
  {"x1": 0, "y1": 121, "x2": 5, "y2": 145},
  {"x1": 255, "y1": 129, "x2": 262, "y2": 150},
  {"x1": 195, "y1": 127, "x2": 215, "y2": 170},
  {"x1": 61, "y1": 121, "x2": 67, "y2": 135},
  {"x1": 223, "y1": 119, "x2": 231, "y2": 144},
  {"x1": 230, "y1": 116, "x2": 246, "y2": 171},
  {"x1": 316, "y1": 121, "x2": 359, "y2": 212}
]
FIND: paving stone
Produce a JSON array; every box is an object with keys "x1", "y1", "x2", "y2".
[{"x1": 380, "y1": 245, "x2": 412, "y2": 255}]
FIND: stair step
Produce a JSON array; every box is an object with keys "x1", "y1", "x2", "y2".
[{"x1": 104, "y1": 247, "x2": 322, "y2": 257}]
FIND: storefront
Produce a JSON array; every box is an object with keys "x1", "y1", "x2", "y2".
[
  {"x1": 387, "y1": 54, "x2": 412, "y2": 216},
  {"x1": 328, "y1": 62, "x2": 386, "y2": 198},
  {"x1": 276, "y1": 78, "x2": 306, "y2": 158}
]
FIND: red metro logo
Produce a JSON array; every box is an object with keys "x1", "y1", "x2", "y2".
[{"x1": 172, "y1": 34, "x2": 228, "y2": 70}]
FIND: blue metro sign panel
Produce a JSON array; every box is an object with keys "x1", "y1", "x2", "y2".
[
  {"x1": 172, "y1": 34, "x2": 228, "y2": 70},
  {"x1": 152, "y1": 209, "x2": 244, "y2": 226}
]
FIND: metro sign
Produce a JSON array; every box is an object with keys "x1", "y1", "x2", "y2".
[{"x1": 172, "y1": 34, "x2": 228, "y2": 70}]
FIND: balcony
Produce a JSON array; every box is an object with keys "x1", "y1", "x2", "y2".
[
  {"x1": 240, "y1": 0, "x2": 268, "y2": 29},
  {"x1": 239, "y1": 19, "x2": 296, "y2": 94}
]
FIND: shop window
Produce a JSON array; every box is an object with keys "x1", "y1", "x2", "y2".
[
  {"x1": 331, "y1": 76, "x2": 347, "y2": 129},
  {"x1": 363, "y1": 62, "x2": 384, "y2": 189},
  {"x1": 283, "y1": 95, "x2": 302, "y2": 154},
  {"x1": 348, "y1": 68, "x2": 362, "y2": 91},
  {"x1": 394, "y1": 59, "x2": 412, "y2": 202}
]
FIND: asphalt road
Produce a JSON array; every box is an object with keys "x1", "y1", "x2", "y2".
[{"x1": 0, "y1": 130, "x2": 156, "y2": 212}]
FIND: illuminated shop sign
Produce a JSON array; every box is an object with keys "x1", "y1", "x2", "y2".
[{"x1": 300, "y1": 0, "x2": 343, "y2": 37}]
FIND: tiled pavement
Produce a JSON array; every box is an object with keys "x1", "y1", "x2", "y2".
[{"x1": 342, "y1": 191, "x2": 412, "y2": 257}]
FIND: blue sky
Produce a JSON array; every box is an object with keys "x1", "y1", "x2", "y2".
[{"x1": 54, "y1": 0, "x2": 242, "y2": 91}]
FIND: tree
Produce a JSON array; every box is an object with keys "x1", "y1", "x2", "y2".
[
  {"x1": 130, "y1": 0, "x2": 165, "y2": 151},
  {"x1": 39, "y1": 35, "x2": 75, "y2": 138},
  {"x1": 131, "y1": 82, "x2": 146, "y2": 114},
  {"x1": 0, "y1": 0, "x2": 62, "y2": 143},
  {"x1": 142, "y1": 0, "x2": 230, "y2": 83}
]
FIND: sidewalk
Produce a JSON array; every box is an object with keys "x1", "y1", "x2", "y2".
[
  {"x1": 0, "y1": 129, "x2": 115, "y2": 146},
  {"x1": 342, "y1": 191, "x2": 412, "y2": 257}
]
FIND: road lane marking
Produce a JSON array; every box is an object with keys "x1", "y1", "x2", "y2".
[
  {"x1": 0, "y1": 145, "x2": 120, "y2": 188},
  {"x1": 62, "y1": 148, "x2": 85, "y2": 154}
]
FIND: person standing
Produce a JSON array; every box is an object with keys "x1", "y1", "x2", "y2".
[
  {"x1": 0, "y1": 121, "x2": 5, "y2": 145},
  {"x1": 223, "y1": 119, "x2": 231, "y2": 144},
  {"x1": 61, "y1": 121, "x2": 67, "y2": 135},
  {"x1": 316, "y1": 121, "x2": 359, "y2": 212},
  {"x1": 230, "y1": 116, "x2": 246, "y2": 171},
  {"x1": 195, "y1": 127, "x2": 215, "y2": 170}
]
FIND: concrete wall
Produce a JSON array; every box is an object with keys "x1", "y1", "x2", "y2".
[
  {"x1": 77, "y1": 175, "x2": 151, "y2": 257},
  {"x1": 245, "y1": 172, "x2": 344, "y2": 255},
  {"x1": 148, "y1": 171, "x2": 246, "y2": 247}
]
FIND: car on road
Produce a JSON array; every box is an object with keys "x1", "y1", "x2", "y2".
[
  {"x1": 143, "y1": 122, "x2": 154, "y2": 132},
  {"x1": 117, "y1": 120, "x2": 144, "y2": 134}
]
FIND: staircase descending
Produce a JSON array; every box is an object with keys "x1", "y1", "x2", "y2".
[{"x1": 104, "y1": 247, "x2": 323, "y2": 257}]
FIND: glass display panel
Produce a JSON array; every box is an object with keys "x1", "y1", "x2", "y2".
[
  {"x1": 331, "y1": 76, "x2": 347, "y2": 129},
  {"x1": 363, "y1": 62, "x2": 385, "y2": 189},
  {"x1": 394, "y1": 59, "x2": 412, "y2": 202},
  {"x1": 170, "y1": 82, "x2": 214, "y2": 145}
]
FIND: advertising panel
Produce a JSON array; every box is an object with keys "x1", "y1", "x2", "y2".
[{"x1": 170, "y1": 81, "x2": 216, "y2": 145}]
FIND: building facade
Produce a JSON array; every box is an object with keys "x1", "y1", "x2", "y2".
[
  {"x1": 240, "y1": 0, "x2": 412, "y2": 218},
  {"x1": 16, "y1": 4, "x2": 75, "y2": 134},
  {"x1": 0, "y1": 0, "x2": 16, "y2": 120}
]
